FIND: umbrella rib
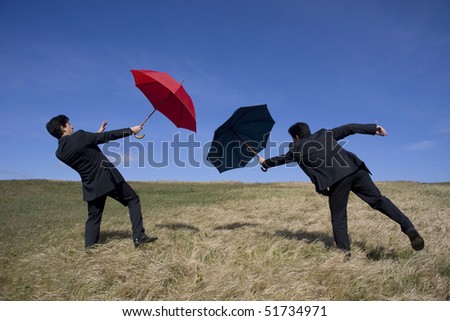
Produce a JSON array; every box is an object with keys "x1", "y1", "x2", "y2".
[{"x1": 164, "y1": 83, "x2": 194, "y2": 130}]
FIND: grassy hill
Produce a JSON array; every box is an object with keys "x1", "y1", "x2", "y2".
[{"x1": 0, "y1": 180, "x2": 448, "y2": 300}]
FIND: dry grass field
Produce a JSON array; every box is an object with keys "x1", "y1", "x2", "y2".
[{"x1": 0, "y1": 180, "x2": 448, "y2": 300}]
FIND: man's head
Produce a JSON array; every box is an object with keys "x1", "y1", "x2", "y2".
[
  {"x1": 288, "y1": 122, "x2": 311, "y2": 140},
  {"x1": 46, "y1": 115, "x2": 73, "y2": 139}
]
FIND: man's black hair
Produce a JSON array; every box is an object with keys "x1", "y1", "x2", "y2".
[
  {"x1": 288, "y1": 122, "x2": 311, "y2": 139},
  {"x1": 46, "y1": 115, "x2": 69, "y2": 139}
]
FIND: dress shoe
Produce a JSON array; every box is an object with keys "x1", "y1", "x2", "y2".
[
  {"x1": 344, "y1": 251, "x2": 352, "y2": 261},
  {"x1": 406, "y1": 229, "x2": 424, "y2": 251},
  {"x1": 133, "y1": 235, "x2": 158, "y2": 248}
]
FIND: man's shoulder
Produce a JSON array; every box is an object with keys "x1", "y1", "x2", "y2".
[
  {"x1": 74, "y1": 129, "x2": 89, "y2": 135},
  {"x1": 307, "y1": 128, "x2": 328, "y2": 139},
  {"x1": 315, "y1": 128, "x2": 328, "y2": 134},
  {"x1": 291, "y1": 129, "x2": 330, "y2": 149},
  {"x1": 69, "y1": 129, "x2": 96, "y2": 140},
  {"x1": 56, "y1": 130, "x2": 90, "y2": 153},
  {"x1": 60, "y1": 129, "x2": 88, "y2": 138}
]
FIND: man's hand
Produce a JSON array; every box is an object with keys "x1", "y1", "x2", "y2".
[
  {"x1": 259, "y1": 157, "x2": 268, "y2": 172},
  {"x1": 97, "y1": 120, "x2": 108, "y2": 133},
  {"x1": 130, "y1": 125, "x2": 142, "y2": 134},
  {"x1": 376, "y1": 125, "x2": 388, "y2": 136}
]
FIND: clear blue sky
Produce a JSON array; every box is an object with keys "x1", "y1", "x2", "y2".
[{"x1": 1, "y1": 0, "x2": 449, "y2": 183}]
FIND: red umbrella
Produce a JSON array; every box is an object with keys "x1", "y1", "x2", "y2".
[{"x1": 130, "y1": 69, "x2": 196, "y2": 138}]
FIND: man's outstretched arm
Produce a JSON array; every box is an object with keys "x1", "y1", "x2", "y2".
[
  {"x1": 332, "y1": 123, "x2": 387, "y2": 141},
  {"x1": 82, "y1": 121, "x2": 143, "y2": 146},
  {"x1": 97, "y1": 120, "x2": 142, "y2": 136},
  {"x1": 259, "y1": 151, "x2": 295, "y2": 170}
]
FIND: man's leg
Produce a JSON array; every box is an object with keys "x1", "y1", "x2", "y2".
[
  {"x1": 108, "y1": 182, "x2": 155, "y2": 245},
  {"x1": 328, "y1": 174, "x2": 353, "y2": 251},
  {"x1": 86, "y1": 195, "x2": 107, "y2": 248},
  {"x1": 351, "y1": 170, "x2": 424, "y2": 250}
]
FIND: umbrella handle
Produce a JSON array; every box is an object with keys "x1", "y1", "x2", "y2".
[
  {"x1": 134, "y1": 109, "x2": 156, "y2": 140},
  {"x1": 134, "y1": 133, "x2": 145, "y2": 139},
  {"x1": 243, "y1": 141, "x2": 268, "y2": 172},
  {"x1": 243, "y1": 141, "x2": 260, "y2": 158},
  {"x1": 140, "y1": 109, "x2": 157, "y2": 127}
]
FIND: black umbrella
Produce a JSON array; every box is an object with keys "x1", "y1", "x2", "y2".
[{"x1": 207, "y1": 104, "x2": 275, "y2": 173}]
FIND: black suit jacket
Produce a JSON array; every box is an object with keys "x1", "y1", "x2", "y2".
[
  {"x1": 263, "y1": 123, "x2": 377, "y2": 194},
  {"x1": 56, "y1": 128, "x2": 133, "y2": 201}
]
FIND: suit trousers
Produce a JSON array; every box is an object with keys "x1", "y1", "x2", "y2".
[
  {"x1": 328, "y1": 169, "x2": 415, "y2": 251},
  {"x1": 85, "y1": 182, "x2": 145, "y2": 247}
]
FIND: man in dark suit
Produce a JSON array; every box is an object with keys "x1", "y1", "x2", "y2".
[
  {"x1": 260, "y1": 122, "x2": 424, "y2": 256},
  {"x1": 46, "y1": 115, "x2": 157, "y2": 249}
]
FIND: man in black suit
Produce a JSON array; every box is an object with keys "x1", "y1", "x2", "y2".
[
  {"x1": 260, "y1": 122, "x2": 424, "y2": 256},
  {"x1": 46, "y1": 115, "x2": 157, "y2": 249}
]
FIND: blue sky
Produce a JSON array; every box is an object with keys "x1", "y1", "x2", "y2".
[{"x1": 1, "y1": 0, "x2": 450, "y2": 183}]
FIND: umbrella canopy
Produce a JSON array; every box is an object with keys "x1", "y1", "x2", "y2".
[
  {"x1": 207, "y1": 104, "x2": 275, "y2": 173},
  {"x1": 130, "y1": 69, "x2": 196, "y2": 133}
]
